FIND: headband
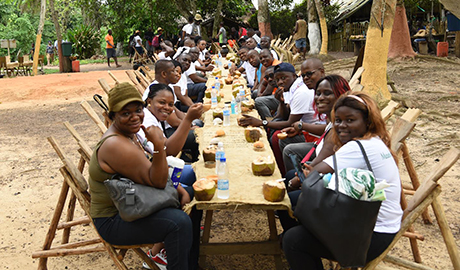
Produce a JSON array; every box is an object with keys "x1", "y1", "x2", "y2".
[{"x1": 348, "y1": 95, "x2": 366, "y2": 106}]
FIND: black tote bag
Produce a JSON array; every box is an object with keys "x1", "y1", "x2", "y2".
[{"x1": 294, "y1": 141, "x2": 382, "y2": 268}]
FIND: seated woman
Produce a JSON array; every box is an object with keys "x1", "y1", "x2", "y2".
[
  {"x1": 89, "y1": 82, "x2": 201, "y2": 270},
  {"x1": 277, "y1": 75, "x2": 350, "y2": 231},
  {"x1": 138, "y1": 83, "x2": 203, "y2": 187},
  {"x1": 281, "y1": 75, "x2": 351, "y2": 174},
  {"x1": 282, "y1": 92, "x2": 403, "y2": 269}
]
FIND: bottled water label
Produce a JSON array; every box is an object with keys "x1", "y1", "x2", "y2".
[{"x1": 217, "y1": 179, "x2": 229, "y2": 190}]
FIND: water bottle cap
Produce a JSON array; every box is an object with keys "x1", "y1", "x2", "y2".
[{"x1": 220, "y1": 157, "x2": 226, "y2": 162}]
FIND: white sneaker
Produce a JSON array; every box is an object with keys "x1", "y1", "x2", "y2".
[{"x1": 142, "y1": 249, "x2": 167, "y2": 270}]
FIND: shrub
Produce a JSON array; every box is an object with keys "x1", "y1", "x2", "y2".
[{"x1": 65, "y1": 24, "x2": 101, "y2": 59}]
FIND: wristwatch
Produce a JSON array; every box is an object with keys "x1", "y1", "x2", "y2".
[
  {"x1": 297, "y1": 120, "x2": 303, "y2": 130},
  {"x1": 262, "y1": 120, "x2": 268, "y2": 126}
]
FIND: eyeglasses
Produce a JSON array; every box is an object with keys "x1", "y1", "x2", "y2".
[
  {"x1": 264, "y1": 73, "x2": 274, "y2": 80},
  {"x1": 301, "y1": 70, "x2": 317, "y2": 78}
]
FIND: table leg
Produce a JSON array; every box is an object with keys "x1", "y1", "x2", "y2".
[
  {"x1": 267, "y1": 210, "x2": 283, "y2": 270},
  {"x1": 199, "y1": 210, "x2": 213, "y2": 268}
]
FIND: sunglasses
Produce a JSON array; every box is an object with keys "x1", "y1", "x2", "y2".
[
  {"x1": 264, "y1": 73, "x2": 274, "y2": 80},
  {"x1": 301, "y1": 70, "x2": 317, "y2": 78}
]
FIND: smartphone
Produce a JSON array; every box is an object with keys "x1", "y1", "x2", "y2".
[{"x1": 290, "y1": 154, "x2": 306, "y2": 183}]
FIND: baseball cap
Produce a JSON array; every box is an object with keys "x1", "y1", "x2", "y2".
[{"x1": 274, "y1": 62, "x2": 296, "y2": 74}]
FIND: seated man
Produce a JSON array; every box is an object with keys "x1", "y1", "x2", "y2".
[
  {"x1": 245, "y1": 37, "x2": 261, "y2": 52},
  {"x1": 247, "y1": 50, "x2": 263, "y2": 94},
  {"x1": 239, "y1": 63, "x2": 321, "y2": 176},
  {"x1": 252, "y1": 48, "x2": 281, "y2": 98},
  {"x1": 177, "y1": 53, "x2": 207, "y2": 103},
  {"x1": 189, "y1": 46, "x2": 213, "y2": 76},
  {"x1": 173, "y1": 37, "x2": 195, "y2": 59},
  {"x1": 254, "y1": 66, "x2": 279, "y2": 120},
  {"x1": 157, "y1": 40, "x2": 175, "y2": 60},
  {"x1": 171, "y1": 60, "x2": 194, "y2": 112},
  {"x1": 260, "y1": 36, "x2": 279, "y2": 60}
]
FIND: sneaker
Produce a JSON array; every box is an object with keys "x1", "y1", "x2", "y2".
[{"x1": 142, "y1": 249, "x2": 167, "y2": 270}]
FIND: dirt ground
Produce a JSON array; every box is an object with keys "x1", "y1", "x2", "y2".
[{"x1": 0, "y1": 54, "x2": 460, "y2": 270}]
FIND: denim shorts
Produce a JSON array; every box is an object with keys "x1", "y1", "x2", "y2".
[{"x1": 295, "y1": 38, "x2": 306, "y2": 49}]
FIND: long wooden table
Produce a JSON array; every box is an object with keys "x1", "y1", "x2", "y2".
[{"x1": 184, "y1": 63, "x2": 291, "y2": 269}]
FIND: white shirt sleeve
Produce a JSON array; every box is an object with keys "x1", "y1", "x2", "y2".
[
  {"x1": 185, "y1": 64, "x2": 197, "y2": 84},
  {"x1": 289, "y1": 86, "x2": 316, "y2": 123}
]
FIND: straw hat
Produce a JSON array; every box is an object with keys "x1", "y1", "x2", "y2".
[{"x1": 194, "y1": 14, "x2": 203, "y2": 21}]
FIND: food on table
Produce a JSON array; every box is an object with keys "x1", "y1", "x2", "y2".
[
  {"x1": 241, "y1": 100, "x2": 254, "y2": 110},
  {"x1": 223, "y1": 63, "x2": 228, "y2": 69},
  {"x1": 234, "y1": 70, "x2": 241, "y2": 76},
  {"x1": 203, "y1": 145, "x2": 217, "y2": 162},
  {"x1": 245, "y1": 127, "x2": 262, "y2": 142},
  {"x1": 277, "y1": 132, "x2": 288, "y2": 140},
  {"x1": 252, "y1": 156, "x2": 276, "y2": 176},
  {"x1": 215, "y1": 129, "x2": 225, "y2": 137},
  {"x1": 253, "y1": 141, "x2": 265, "y2": 151},
  {"x1": 211, "y1": 68, "x2": 222, "y2": 77},
  {"x1": 224, "y1": 74, "x2": 233, "y2": 85},
  {"x1": 193, "y1": 178, "x2": 217, "y2": 201},
  {"x1": 212, "y1": 109, "x2": 223, "y2": 120},
  {"x1": 206, "y1": 174, "x2": 219, "y2": 184},
  {"x1": 263, "y1": 180, "x2": 286, "y2": 202},
  {"x1": 203, "y1": 103, "x2": 212, "y2": 112}
]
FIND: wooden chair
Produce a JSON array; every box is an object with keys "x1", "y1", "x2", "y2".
[
  {"x1": 4, "y1": 55, "x2": 19, "y2": 77},
  {"x1": 125, "y1": 70, "x2": 146, "y2": 94},
  {"x1": 80, "y1": 100, "x2": 108, "y2": 134},
  {"x1": 363, "y1": 148, "x2": 460, "y2": 270},
  {"x1": 32, "y1": 133, "x2": 160, "y2": 270}
]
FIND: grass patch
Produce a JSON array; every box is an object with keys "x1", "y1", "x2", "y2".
[
  {"x1": 79, "y1": 59, "x2": 106, "y2": 65},
  {"x1": 43, "y1": 69, "x2": 60, "y2": 75}
]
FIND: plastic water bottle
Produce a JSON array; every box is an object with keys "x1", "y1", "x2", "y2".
[
  {"x1": 211, "y1": 86, "x2": 218, "y2": 108},
  {"x1": 231, "y1": 97, "x2": 236, "y2": 115},
  {"x1": 239, "y1": 88, "x2": 246, "y2": 101},
  {"x1": 235, "y1": 94, "x2": 241, "y2": 114},
  {"x1": 215, "y1": 142, "x2": 225, "y2": 174},
  {"x1": 223, "y1": 102, "x2": 230, "y2": 126},
  {"x1": 217, "y1": 157, "x2": 229, "y2": 199},
  {"x1": 214, "y1": 76, "x2": 221, "y2": 90}
]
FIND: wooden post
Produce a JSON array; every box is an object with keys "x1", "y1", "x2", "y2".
[
  {"x1": 432, "y1": 197, "x2": 460, "y2": 270},
  {"x1": 314, "y1": 0, "x2": 328, "y2": 55},
  {"x1": 361, "y1": 0, "x2": 397, "y2": 102},
  {"x1": 32, "y1": 0, "x2": 46, "y2": 76}
]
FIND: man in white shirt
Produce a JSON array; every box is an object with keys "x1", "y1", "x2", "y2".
[
  {"x1": 181, "y1": 16, "x2": 194, "y2": 41},
  {"x1": 157, "y1": 40, "x2": 175, "y2": 60},
  {"x1": 239, "y1": 62, "x2": 318, "y2": 137},
  {"x1": 177, "y1": 53, "x2": 207, "y2": 103},
  {"x1": 133, "y1": 30, "x2": 143, "y2": 56},
  {"x1": 173, "y1": 38, "x2": 194, "y2": 60},
  {"x1": 260, "y1": 36, "x2": 279, "y2": 60}
]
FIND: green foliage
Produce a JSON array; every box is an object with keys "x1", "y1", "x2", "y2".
[{"x1": 65, "y1": 24, "x2": 101, "y2": 59}]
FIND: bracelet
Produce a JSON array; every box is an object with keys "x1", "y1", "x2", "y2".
[{"x1": 153, "y1": 145, "x2": 167, "y2": 154}]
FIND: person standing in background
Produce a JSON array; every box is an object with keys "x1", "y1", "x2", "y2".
[
  {"x1": 216, "y1": 22, "x2": 227, "y2": 46},
  {"x1": 105, "y1": 29, "x2": 121, "y2": 68},
  {"x1": 46, "y1": 41, "x2": 55, "y2": 66},
  {"x1": 293, "y1": 13, "x2": 307, "y2": 59},
  {"x1": 145, "y1": 28, "x2": 154, "y2": 56}
]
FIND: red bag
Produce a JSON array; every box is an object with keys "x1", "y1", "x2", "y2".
[{"x1": 152, "y1": 35, "x2": 160, "y2": 47}]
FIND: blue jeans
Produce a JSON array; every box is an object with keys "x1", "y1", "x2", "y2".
[
  {"x1": 94, "y1": 208, "x2": 193, "y2": 270},
  {"x1": 181, "y1": 165, "x2": 197, "y2": 187},
  {"x1": 295, "y1": 38, "x2": 306, "y2": 49},
  {"x1": 187, "y1": 83, "x2": 206, "y2": 103}
]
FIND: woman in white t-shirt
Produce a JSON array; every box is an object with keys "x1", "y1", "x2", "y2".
[{"x1": 282, "y1": 92, "x2": 403, "y2": 270}]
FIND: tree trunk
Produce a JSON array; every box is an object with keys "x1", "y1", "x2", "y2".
[
  {"x1": 307, "y1": 0, "x2": 321, "y2": 54},
  {"x1": 32, "y1": 0, "x2": 46, "y2": 76},
  {"x1": 388, "y1": 4, "x2": 416, "y2": 58},
  {"x1": 314, "y1": 0, "x2": 328, "y2": 55},
  {"x1": 173, "y1": 0, "x2": 195, "y2": 20},
  {"x1": 212, "y1": 0, "x2": 224, "y2": 37},
  {"x1": 49, "y1": 0, "x2": 63, "y2": 73},
  {"x1": 361, "y1": 0, "x2": 397, "y2": 102},
  {"x1": 258, "y1": 0, "x2": 273, "y2": 39}
]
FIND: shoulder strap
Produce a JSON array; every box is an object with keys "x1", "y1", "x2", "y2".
[{"x1": 355, "y1": 140, "x2": 373, "y2": 172}]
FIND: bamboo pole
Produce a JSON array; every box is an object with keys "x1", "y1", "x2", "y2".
[{"x1": 32, "y1": 0, "x2": 46, "y2": 76}]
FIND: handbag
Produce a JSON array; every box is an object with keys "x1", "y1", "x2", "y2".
[
  {"x1": 104, "y1": 174, "x2": 180, "y2": 222},
  {"x1": 294, "y1": 140, "x2": 382, "y2": 267}
]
